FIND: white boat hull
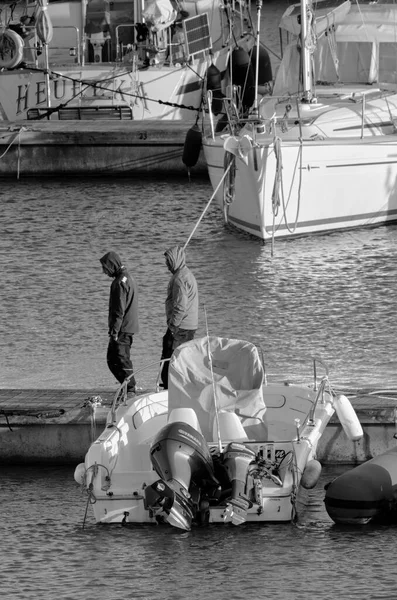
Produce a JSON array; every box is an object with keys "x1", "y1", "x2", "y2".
[
  {"x1": 79, "y1": 383, "x2": 336, "y2": 525},
  {"x1": 75, "y1": 337, "x2": 355, "y2": 529},
  {"x1": 204, "y1": 133, "x2": 397, "y2": 241},
  {"x1": 1, "y1": 57, "x2": 224, "y2": 122}
]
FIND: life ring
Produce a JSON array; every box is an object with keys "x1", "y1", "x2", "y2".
[
  {"x1": 0, "y1": 29, "x2": 24, "y2": 69},
  {"x1": 223, "y1": 151, "x2": 236, "y2": 223}
]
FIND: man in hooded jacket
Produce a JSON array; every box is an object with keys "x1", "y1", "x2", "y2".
[
  {"x1": 160, "y1": 245, "x2": 198, "y2": 389},
  {"x1": 100, "y1": 251, "x2": 139, "y2": 393}
]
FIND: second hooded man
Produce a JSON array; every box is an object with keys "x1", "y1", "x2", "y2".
[{"x1": 160, "y1": 245, "x2": 198, "y2": 389}]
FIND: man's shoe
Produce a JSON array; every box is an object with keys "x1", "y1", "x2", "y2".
[{"x1": 127, "y1": 386, "x2": 143, "y2": 398}]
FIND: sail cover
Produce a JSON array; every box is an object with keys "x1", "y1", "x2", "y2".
[
  {"x1": 168, "y1": 336, "x2": 267, "y2": 441},
  {"x1": 280, "y1": 0, "x2": 352, "y2": 37}
]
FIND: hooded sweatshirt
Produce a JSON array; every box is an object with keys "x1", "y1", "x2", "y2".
[
  {"x1": 100, "y1": 251, "x2": 139, "y2": 336},
  {"x1": 164, "y1": 245, "x2": 198, "y2": 330}
]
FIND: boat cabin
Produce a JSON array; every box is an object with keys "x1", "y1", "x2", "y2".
[
  {"x1": 276, "y1": 0, "x2": 397, "y2": 96},
  {"x1": 2, "y1": 0, "x2": 238, "y2": 68}
]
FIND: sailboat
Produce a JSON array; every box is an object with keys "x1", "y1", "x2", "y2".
[
  {"x1": 0, "y1": 0, "x2": 254, "y2": 121},
  {"x1": 202, "y1": 0, "x2": 397, "y2": 243}
]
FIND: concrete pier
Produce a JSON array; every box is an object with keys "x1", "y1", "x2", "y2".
[
  {"x1": 0, "y1": 120, "x2": 207, "y2": 177},
  {"x1": 0, "y1": 389, "x2": 396, "y2": 465}
]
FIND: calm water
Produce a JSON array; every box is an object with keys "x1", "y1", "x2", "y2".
[
  {"x1": 1, "y1": 176, "x2": 397, "y2": 390},
  {"x1": 1, "y1": 465, "x2": 397, "y2": 600},
  {"x1": 2, "y1": 0, "x2": 397, "y2": 597}
]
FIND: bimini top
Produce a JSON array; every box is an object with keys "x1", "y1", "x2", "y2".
[{"x1": 168, "y1": 336, "x2": 267, "y2": 441}]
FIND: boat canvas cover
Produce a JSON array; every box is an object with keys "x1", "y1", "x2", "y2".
[
  {"x1": 279, "y1": 0, "x2": 352, "y2": 37},
  {"x1": 168, "y1": 336, "x2": 267, "y2": 440}
]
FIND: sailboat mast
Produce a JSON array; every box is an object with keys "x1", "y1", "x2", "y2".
[
  {"x1": 253, "y1": 0, "x2": 263, "y2": 115},
  {"x1": 300, "y1": 0, "x2": 313, "y2": 102}
]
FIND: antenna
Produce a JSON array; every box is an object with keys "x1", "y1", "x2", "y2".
[{"x1": 203, "y1": 304, "x2": 223, "y2": 453}]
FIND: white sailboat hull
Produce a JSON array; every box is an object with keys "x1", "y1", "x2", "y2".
[
  {"x1": 204, "y1": 133, "x2": 397, "y2": 241},
  {"x1": 202, "y1": 0, "x2": 397, "y2": 241}
]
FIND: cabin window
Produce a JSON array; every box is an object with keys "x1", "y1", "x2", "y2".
[
  {"x1": 379, "y1": 43, "x2": 397, "y2": 84},
  {"x1": 336, "y1": 42, "x2": 372, "y2": 83},
  {"x1": 314, "y1": 39, "x2": 372, "y2": 84}
]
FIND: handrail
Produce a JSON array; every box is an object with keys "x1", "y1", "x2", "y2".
[
  {"x1": 308, "y1": 376, "x2": 332, "y2": 424},
  {"x1": 259, "y1": 352, "x2": 329, "y2": 391},
  {"x1": 51, "y1": 26, "x2": 81, "y2": 64},
  {"x1": 25, "y1": 25, "x2": 81, "y2": 66},
  {"x1": 108, "y1": 358, "x2": 170, "y2": 424},
  {"x1": 115, "y1": 23, "x2": 136, "y2": 61}
]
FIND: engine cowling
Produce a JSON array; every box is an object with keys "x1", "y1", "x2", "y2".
[{"x1": 145, "y1": 422, "x2": 219, "y2": 530}]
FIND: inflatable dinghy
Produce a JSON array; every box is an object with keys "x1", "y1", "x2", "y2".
[{"x1": 324, "y1": 446, "x2": 397, "y2": 524}]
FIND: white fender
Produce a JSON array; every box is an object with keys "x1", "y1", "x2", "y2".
[
  {"x1": 301, "y1": 459, "x2": 322, "y2": 489},
  {"x1": 333, "y1": 394, "x2": 363, "y2": 441},
  {"x1": 0, "y1": 30, "x2": 24, "y2": 69},
  {"x1": 223, "y1": 134, "x2": 252, "y2": 163},
  {"x1": 74, "y1": 462, "x2": 86, "y2": 485}
]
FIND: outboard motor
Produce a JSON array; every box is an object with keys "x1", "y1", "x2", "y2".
[
  {"x1": 145, "y1": 422, "x2": 219, "y2": 530},
  {"x1": 221, "y1": 442, "x2": 256, "y2": 525}
]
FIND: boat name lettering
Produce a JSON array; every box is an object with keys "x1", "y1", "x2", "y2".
[
  {"x1": 15, "y1": 78, "x2": 131, "y2": 115},
  {"x1": 178, "y1": 429, "x2": 201, "y2": 446}
]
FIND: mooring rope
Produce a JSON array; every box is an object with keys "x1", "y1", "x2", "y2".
[{"x1": 183, "y1": 160, "x2": 233, "y2": 249}]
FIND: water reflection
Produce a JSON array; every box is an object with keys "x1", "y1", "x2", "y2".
[{"x1": 1, "y1": 176, "x2": 397, "y2": 390}]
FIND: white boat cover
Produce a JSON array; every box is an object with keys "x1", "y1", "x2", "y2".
[
  {"x1": 279, "y1": 0, "x2": 351, "y2": 37},
  {"x1": 168, "y1": 336, "x2": 267, "y2": 441}
]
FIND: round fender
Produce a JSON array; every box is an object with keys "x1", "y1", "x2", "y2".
[
  {"x1": 0, "y1": 29, "x2": 24, "y2": 69},
  {"x1": 206, "y1": 63, "x2": 222, "y2": 91},
  {"x1": 301, "y1": 459, "x2": 322, "y2": 489},
  {"x1": 182, "y1": 125, "x2": 202, "y2": 168}
]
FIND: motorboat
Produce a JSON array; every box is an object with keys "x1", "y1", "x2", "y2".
[
  {"x1": 0, "y1": 0, "x2": 255, "y2": 122},
  {"x1": 202, "y1": 0, "x2": 397, "y2": 244},
  {"x1": 74, "y1": 335, "x2": 363, "y2": 530},
  {"x1": 324, "y1": 446, "x2": 397, "y2": 524}
]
